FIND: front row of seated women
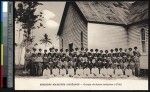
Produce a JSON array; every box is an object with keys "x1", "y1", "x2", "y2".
[{"x1": 43, "y1": 65, "x2": 133, "y2": 78}]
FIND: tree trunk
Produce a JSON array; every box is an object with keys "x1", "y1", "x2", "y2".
[{"x1": 18, "y1": 30, "x2": 21, "y2": 66}]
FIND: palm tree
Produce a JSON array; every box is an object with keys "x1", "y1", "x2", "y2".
[
  {"x1": 21, "y1": 33, "x2": 35, "y2": 47},
  {"x1": 40, "y1": 33, "x2": 52, "y2": 48}
]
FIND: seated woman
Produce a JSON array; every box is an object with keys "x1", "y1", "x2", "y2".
[
  {"x1": 74, "y1": 66, "x2": 83, "y2": 78},
  {"x1": 99, "y1": 66, "x2": 108, "y2": 78},
  {"x1": 52, "y1": 66, "x2": 60, "y2": 77},
  {"x1": 68, "y1": 66, "x2": 75, "y2": 77},
  {"x1": 60, "y1": 66, "x2": 67, "y2": 77},
  {"x1": 125, "y1": 65, "x2": 133, "y2": 77},
  {"x1": 115, "y1": 65, "x2": 124, "y2": 78},
  {"x1": 43, "y1": 66, "x2": 51, "y2": 77},
  {"x1": 107, "y1": 66, "x2": 115, "y2": 78},
  {"x1": 83, "y1": 66, "x2": 91, "y2": 77},
  {"x1": 91, "y1": 66, "x2": 99, "y2": 77}
]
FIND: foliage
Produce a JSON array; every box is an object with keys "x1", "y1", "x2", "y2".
[
  {"x1": 40, "y1": 34, "x2": 52, "y2": 46},
  {"x1": 15, "y1": 1, "x2": 44, "y2": 47}
]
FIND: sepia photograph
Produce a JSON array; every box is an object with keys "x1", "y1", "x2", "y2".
[{"x1": 15, "y1": 1, "x2": 149, "y2": 90}]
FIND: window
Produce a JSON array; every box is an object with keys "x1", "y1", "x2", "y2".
[
  {"x1": 81, "y1": 31, "x2": 83, "y2": 48},
  {"x1": 141, "y1": 28, "x2": 146, "y2": 52}
]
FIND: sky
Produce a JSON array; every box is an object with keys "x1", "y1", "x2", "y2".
[{"x1": 15, "y1": 1, "x2": 66, "y2": 49}]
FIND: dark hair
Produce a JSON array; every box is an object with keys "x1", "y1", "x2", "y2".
[
  {"x1": 100, "y1": 50, "x2": 103, "y2": 53},
  {"x1": 65, "y1": 49, "x2": 68, "y2": 51},
  {"x1": 71, "y1": 49, "x2": 74, "y2": 52},
  {"x1": 119, "y1": 48, "x2": 122, "y2": 51},
  {"x1": 128, "y1": 48, "x2": 132, "y2": 50},
  {"x1": 81, "y1": 47, "x2": 84, "y2": 50},
  {"x1": 110, "y1": 49, "x2": 114, "y2": 52},
  {"x1": 38, "y1": 53, "x2": 41, "y2": 55},
  {"x1": 49, "y1": 48, "x2": 52, "y2": 51},
  {"x1": 85, "y1": 48, "x2": 88, "y2": 51},
  {"x1": 134, "y1": 46, "x2": 137, "y2": 50},
  {"x1": 60, "y1": 49, "x2": 63, "y2": 52},
  {"x1": 105, "y1": 50, "x2": 108, "y2": 53},
  {"x1": 26, "y1": 49, "x2": 30, "y2": 51},
  {"x1": 95, "y1": 49, "x2": 98, "y2": 52},
  {"x1": 90, "y1": 49, "x2": 93, "y2": 51},
  {"x1": 115, "y1": 48, "x2": 118, "y2": 51},
  {"x1": 55, "y1": 49, "x2": 58, "y2": 51},
  {"x1": 75, "y1": 48, "x2": 78, "y2": 50}
]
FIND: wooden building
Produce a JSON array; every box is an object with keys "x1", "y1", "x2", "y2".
[{"x1": 57, "y1": 1, "x2": 149, "y2": 69}]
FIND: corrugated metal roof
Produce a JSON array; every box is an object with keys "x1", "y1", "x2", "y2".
[
  {"x1": 128, "y1": 1, "x2": 149, "y2": 24},
  {"x1": 57, "y1": 1, "x2": 149, "y2": 35},
  {"x1": 75, "y1": 1, "x2": 148, "y2": 25}
]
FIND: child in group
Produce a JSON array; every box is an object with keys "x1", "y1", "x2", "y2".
[
  {"x1": 91, "y1": 66, "x2": 99, "y2": 77},
  {"x1": 125, "y1": 65, "x2": 133, "y2": 77},
  {"x1": 83, "y1": 66, "x2": 91, "y2": 77},
  {"x1": 75, "y1": 66, "x2": 83, "y2": 78},
  {"x1": 68, "y1": 66, "x2": 75, "y2": 77},
  {"x1": 52, "y1": 66, "x2": 60, "y2": 77},
  {"x1": 43, "y1": 66, "x2": 51, "y2": 77},
  {"x1": 115, "y1": 65, "x2": 124, "y2": 78},
  {"x1": 60, "y1": 66, "x2": 66, "y2": 77}
]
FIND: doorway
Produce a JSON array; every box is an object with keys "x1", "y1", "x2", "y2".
[{"x1": 69, "y1": 43, "x2": 73, "y2": 52}]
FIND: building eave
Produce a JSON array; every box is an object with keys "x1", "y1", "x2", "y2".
[{"x1": 57, "y1": 2, "x2": 69, "y2": 36}]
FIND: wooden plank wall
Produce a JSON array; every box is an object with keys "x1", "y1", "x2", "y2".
[
  {"x1": 88, "y1": 23, "x2": 128, "y2": 50},
  {"x1": 128, "y1": 22, "x2": 148, "y2": 69},
  {"x1": 59, "y1": 4, "x2": 87, "y2": 50}
]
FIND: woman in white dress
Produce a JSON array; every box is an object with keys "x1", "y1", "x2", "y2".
[
  {"x1": 100, "y1": 66, "x2": 107, "y2": 78},
  {"x1": 91, "y1": 66, "x2": 99, "y2": 77},
  {"x1": 75, "y1": 67, "x2": 83, "y2": 77},
  {"x1": 107, "y1": 66, "x2": 115, "y2": 78},
  {"x1": 52, "y1": 66, "x2": 60, "y2": 77},
  {"x1": 83, "y1": 66, "x2": 91, "y2": 77},
  {"x1": 115, "y1": 65, "x2": 124, "y2": 78},
  {"x1": 43, "y1": 66, "x2": 51, "y2": 77},
  {"x1": 68, "y1": 66, "x2": 75, "y2": 77},
  {"x1": 60, "y1": 66, "x2": 67, "y2": 76},
  {"x1": 125, "y1": 65, "x2": 133, "y2": 77}
]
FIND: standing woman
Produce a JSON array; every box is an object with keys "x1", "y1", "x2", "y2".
[
  {"x1": 43, "y1": 50, "x2": 48, "y2": 71},
  {"x1": 97, "y1": 58, "x2": 102, "y2": 75},
  {"x1": 24, "y1": 49, "x2": 31, "y2": 72},
  {"x1": 72, "y1": 55, "x2": 76, "y2": 74},
  {"x1": 64, "y1": 57, "x2": 69, "y2": 74},
  {"x1": 133, "y1": 47, "x2": 141, "y2": 77},
  {"x1": 34, "y1": 53, "x2": 38, "y2": 76},
  {"x1": 57, "y1": 58, "x2": 62, "y2": 71},
  {"x1": 129, "y1": 60, "x2": 135, "y2": 75},
  {"x1": 30, "y1": 54, "x2": 36, "y2": 76},
  {"x1": 36, "y1": 53, "x2": 43, "y2": 76},
  {"x1": 49, "y1": 58, "x2": 54, "y2": 75}
]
